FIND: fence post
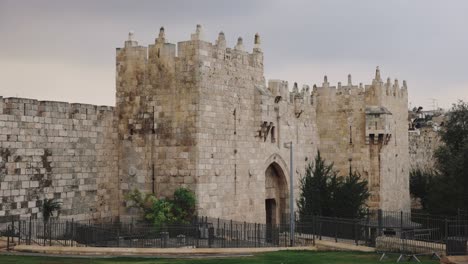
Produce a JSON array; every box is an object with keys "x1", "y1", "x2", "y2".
[
  {"x1": 335, "y1": 217, "x2": 338, "y2": 243},
  {"x1": 399, "y1": 211, "x2": 404, "y2": 241},
  {"x1": 117, "y1": 229, "x2": 120, "y2": 247},
  {"x1": 319, "y1": 217, "x2": 322, "y2": 240},
  {"x1": 223, "y1": 222, "x2": 226, "y2": 248},
  {"x1": 312, "y1": 215, "x2": 315, "y2": 246},
  {"x1": 378, "y1": 209, "x2": 383, "y2": 237},
  {"x1": 208, "y1": 226, "x2": 214, "y2": 248},
  {"x1": 18, "y1": 219, "x2": 21, "y2": 245},
  {"x1": 28, "y1": 216, "x2": 32, "y2": 245},
  {"x1": 194, "y1": 217, "x2": 199, "y2": 248},
  {"x1": 10, "y1": 217, "x2": 14, "y2": 246},
  {"x1": 254, "y1": 223, "x2": 257, "y2": 247},
  {"x1": 6, "y1": 225, "x2": 10, "y2": 251},
  {"x1": 43, "y1": 221, "x2": 46, "y2": 246},
  {"x1": 71, "y1": 218, "x2": 74, "y2": 247},
  {"x1": 236, "y1": 224, "x2": 239, "y2": 248},
  {"x1": 243, "y1": 221, "x2": 246, "y2": 241},
  {"x1": 444, "y1": 218, "x2": 448, "y2": 242},
  {"x1": 354, "y1": 220, "x2": 358, "y2": 246},
  {"x1": 49, "y1": 221, "x2": 52, "y2": 246}
]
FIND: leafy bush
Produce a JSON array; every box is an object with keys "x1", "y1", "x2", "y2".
[
  {"x1": 125, "y1": 187, "x2": 196, "y2": 226},
  {"x1": 172, "y1": 188, "x2": 196, "y2": 224}
]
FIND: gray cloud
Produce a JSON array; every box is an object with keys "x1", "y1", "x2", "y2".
[{"x1": 0, "y1": 0, "x2": 467, "y2": 109}]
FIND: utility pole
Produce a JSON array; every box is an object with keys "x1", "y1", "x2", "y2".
[{"x1": 284, "y1": 141, "x2": 294, "y2": 246}]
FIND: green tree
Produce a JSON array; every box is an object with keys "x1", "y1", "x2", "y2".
[
  {"x1": 297, "y1": 151, "x2": 370, "y2": 220},
  {"x1": 409, "y1": 168, "x2": 434, "y2": 210},
  {"x1": 297, "y1": 151, "x2": 335, "y2": 220},
  {"x1": 333, "y1": 172, "x2": 370, "y2": 218},
  {"x1": 425, "y1": 101, "x2": 468, "y2": 215},
  {"x1": 41, "y1": 198, "x2": 61, "y2": 241},
  {"x1": 42, "y1": 198, "x2": 61, "y2": 222}
]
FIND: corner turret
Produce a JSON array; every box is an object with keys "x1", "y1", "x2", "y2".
[
  {"x1": 374, "y1": 66, "x2": 382, "y2": 82},
  {"x1": 254, "y1": 33, "x2": 261, "y2": 52},
  {"x1": 234, "y1": 37, "x2": 244, "y2": 51},
  {"x1": 394, "y1": 79, "x2": 401, "y2": 96},
  {"x1": 216, "y1": 31, "x2": 226, "y2": 49},
  {"x1": 191, "y1": 24, "x2": 205, "y2": 41},
  {"x1": 323, "y1": 75, "x2": 329, "y2": 88},
  {"x1": 148, "y1": 26, "x2": 176, "y2": 63},
  {"x1": 124, "y1": 31, "x2": 138, "y2": 48},
  {"x1": 156, "y1": 27, "x2": 165, "y2": 43}
]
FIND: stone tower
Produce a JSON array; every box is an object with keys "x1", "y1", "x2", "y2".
[
  {"x1": 115, "y1": 26, "x2": 410, "y2": 222},
  {"x1": 313, "y1": 67, "x2": 410, "y2": 211},
  {"x1": 115, "y1": 26, "x2": 320, "y2": 222}
]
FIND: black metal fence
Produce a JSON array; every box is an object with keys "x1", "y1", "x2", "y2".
[
  {"x1": 1, "y1": 209, "x2": 467, "y2": 256},
  {"x1": 0, "y1": 216, "x2": 313, "y2": 249}
]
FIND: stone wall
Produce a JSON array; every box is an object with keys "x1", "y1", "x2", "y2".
[
  {"x1": 408, "y1": 127, "x2": 441, "y2": 171},
  {"x1": 0, "y1": 97, "x2": 118, "y2": 220},
  {"x1": 314, "y1": 69, "x2": 410, "y2": 211}
]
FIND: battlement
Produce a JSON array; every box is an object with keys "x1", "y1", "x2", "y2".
[
  {"x1": 312, "y1": 67, "x2": 408, "y2": 108},
  {"x1": 117, "y1": 25, "x2": 263, "y2": 69},
  {"x1": 267, "y1": 80, "x2": 312, "y2": 105},
  {"x1": 0, "y1": 96, "x2": 114, "y2": 119}
]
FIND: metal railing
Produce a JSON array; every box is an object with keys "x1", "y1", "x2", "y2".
[{"x1": 1, "y1": 210, "x2": 466, "y2": 255}]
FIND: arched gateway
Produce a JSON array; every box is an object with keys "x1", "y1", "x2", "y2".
[{"x1": 265, "y1": 162, "x2": 288, "y2": 226}]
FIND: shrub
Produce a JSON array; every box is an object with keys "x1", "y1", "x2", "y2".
[{"x1": 125, "y1": 187, "x2": 196, "y2": 226}]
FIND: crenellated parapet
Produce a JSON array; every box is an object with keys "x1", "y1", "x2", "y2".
[
  {"x1": 0, "y1": 97, "x2": 114, "y2": 119},
  {"x1": 116, "y1": 25, "x2": 264, "y2": 80},
  {"x1": 313, "y1": 68, "x2": 407, "y2": 103}
]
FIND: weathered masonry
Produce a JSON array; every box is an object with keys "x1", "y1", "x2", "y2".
[{"x1": 0, "y1": 25, "x2": 411, "y2": 223}]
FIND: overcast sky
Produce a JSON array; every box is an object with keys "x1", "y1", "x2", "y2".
[{"x1": 1, "y1": 0, "x2": 467, "y2": 110}]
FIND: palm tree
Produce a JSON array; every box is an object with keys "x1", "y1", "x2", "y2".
[
  {"x1": 42, "y1": 198, "x2": 61, "y2": 222},
  {"x1": 41, "y1": 198, "x2": 61, "y2": 244}
]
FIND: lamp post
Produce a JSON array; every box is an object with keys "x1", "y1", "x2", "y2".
[{"x1": 284, "y1": 141, "x2": 294, "y2": 246}]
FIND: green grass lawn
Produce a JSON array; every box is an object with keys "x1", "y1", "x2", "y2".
[{"x1": 0, "y1": 251, "x2": 440, "y2": 264}]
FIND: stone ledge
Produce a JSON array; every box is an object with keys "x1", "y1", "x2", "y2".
[
  {"x1": 12, "y1": 245, "x2": 317, "y2": 256},
  {"x1": 315, "y1": 240, "x2": 375, "y2": 252}
]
